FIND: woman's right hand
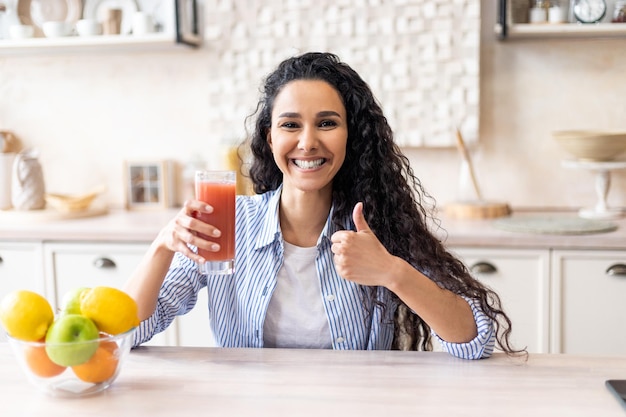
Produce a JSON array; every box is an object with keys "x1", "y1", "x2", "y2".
[{"x1": 156, "y1": 199, "x2": 222, "y2": 264}]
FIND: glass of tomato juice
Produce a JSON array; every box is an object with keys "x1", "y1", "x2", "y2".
[{"x1": 194, "y1": 170, "x2": 236, "y2": 275}]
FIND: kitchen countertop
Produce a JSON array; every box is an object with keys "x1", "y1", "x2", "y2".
[
  {"x1": 436, "y1": 211, "x2": 626, "y2": 250},
  {"x1": 0, "y1": 207, "x2": 625, "y2": 250},
  {"x1": 2, "y1": 345, "x2": 625, "y2": 416}
]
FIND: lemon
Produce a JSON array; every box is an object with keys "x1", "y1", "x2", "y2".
[
  {"x1": 79, "y1": 287, "x2": 139, "y2": 335},
  {"x1": 0, "y1": 290, "x2": 54, "y2": 341}
]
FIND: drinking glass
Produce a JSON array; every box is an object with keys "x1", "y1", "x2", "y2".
[{"x1": 195, "y1": 170, "x2": 236, "y2": 275}]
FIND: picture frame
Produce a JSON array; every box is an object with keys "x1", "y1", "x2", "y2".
[
  {"x1": 175, "y1": 0, "x2": 202, "y2": 47},
  {"x1": 124, "y1": 160, "x2": 175, "y2": 210}
]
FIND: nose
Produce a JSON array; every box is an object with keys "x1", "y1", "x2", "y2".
[{"x1": 298, "y1": 126, "x2": 318, "y2": 152}]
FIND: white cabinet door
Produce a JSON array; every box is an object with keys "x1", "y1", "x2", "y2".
[
  {"x1": 0, "y1": 241, "x2": 46, "y2": 342},
  {"x1": 43, "y1": 242, "x2": 176, "y2": 347},
  {"x1": 451, "y1": 247, "x2": 551, "y2": 353},
  {"x1": 551, "y1": 249, "x2": 626, "y2": 355}
]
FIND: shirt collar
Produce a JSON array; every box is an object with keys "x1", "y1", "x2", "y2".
[{"x1": 255, "y1": 185, "x2": 348, "y2": 249}]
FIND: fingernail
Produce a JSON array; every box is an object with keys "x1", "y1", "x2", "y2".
[
  {"x1": 205, "y1": 205, "x2": 213, "y2": 213},
  {"x1": 211, "y1": 243, "x2": 220, "y2": 251},
  {"x1": 212, "y1": 229, "x2": 221, "y2": 237}
]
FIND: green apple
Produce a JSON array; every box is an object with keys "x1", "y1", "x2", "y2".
[
  {"x1": 45, "y1": 314, "x2": 99, "y2": 367},
  {"x1": 60, "y1": 287, "x2": 90, "y2": 315}
]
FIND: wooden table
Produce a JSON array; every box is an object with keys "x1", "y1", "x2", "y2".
[{"x1": 2, "y1": 345, "x2": 626, "y2": 416}]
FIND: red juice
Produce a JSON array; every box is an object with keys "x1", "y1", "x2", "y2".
[{"x1": 195, "y1": 179, "x2": 236, "y2": 262}]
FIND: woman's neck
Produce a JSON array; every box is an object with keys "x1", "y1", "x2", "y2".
[{"x1": 279, "y1": 188, "x2": 332, "y2": 248}]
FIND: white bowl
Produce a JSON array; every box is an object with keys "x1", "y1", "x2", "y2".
[
  {"x1": 7, "y1": 328, "x2": 135, "y2": 397},
  {"x1": 76, "y1": 19, "x2": 102, "y2": 36},
  {"x1": 553, "y1": 130, "x2": 626, "y2": 161},
  {"x1": 42, "y1": 21, "x2": 73, "y2": 38},
  {"x1": 9, "y1": 24, "x2": 35, "y2": 39}
]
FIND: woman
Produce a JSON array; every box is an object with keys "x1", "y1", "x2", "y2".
[{"x1": 125, "y1": 52, "x2": 521, "y2": 359}]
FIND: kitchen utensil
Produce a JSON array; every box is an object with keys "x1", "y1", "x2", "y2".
[
  {"x1": 102, "y1": 8, "x2": 122, "y2": 34},
  {"x1": 131, "y1": 11, "x2": 153, "y2": 35},
  {"x1": 553, "y1": 130, "x2": 626, "y2": 161},
  {"x1": 11, "y1": 149, "x2": 46, "y2": 211},
  {"x1": 18, "y1": 0, "x2": 82, "y2": 37},
  {"x1": 561, "y1": 159, "x2": 626, "y2": 219},
  {"x1": 445, "y1": 128, "x2": 511, "y2": 220},
  {"x1": 45, "y1": 187, "x2": 104, "y2": 213},
  {"x1": 6, "y1": 328, "x2": 135, "y2": 397},
  {"x1": 83, "y1": 0, "x2": 138, "y2": 35},
  {"x1": 8, "y1": 23, "x2": 34, "y2": 38},
  {"x1": 454, "y1": 127, "x2": 482, "y2": 200},
  {"x1": 76, "y1": 18, "x2": 102, "y2": 36},
  {"x1": 42, "y1": 20, "x2": 72, "y2": 37}
]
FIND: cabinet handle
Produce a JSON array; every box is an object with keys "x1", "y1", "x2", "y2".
[
  {"x1": 470, "y1": 261, "x2": 497, "y2": 275},
  {"x1": 606, "y1": 264, "x2": 626, "y2": 277},
  {"x1": 0, "y1": 255, "x2": 3, "y2": 264},
  {"x1": 93, "y1": 257, "x2": 117, "y2": 269}
]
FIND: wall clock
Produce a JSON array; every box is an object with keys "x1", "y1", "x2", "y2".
[{"x1": 572, "y1": 0, "x2": 607, "y2": 23}]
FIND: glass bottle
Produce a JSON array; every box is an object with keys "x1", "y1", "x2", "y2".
[
  {"x1": 529, "y1": 0, "x2": 549, "y2": 23},
  {"x1": 549, "y1": 0, "x2": 567, "y2": 23}
]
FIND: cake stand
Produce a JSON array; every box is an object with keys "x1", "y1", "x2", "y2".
[{"x1": 562, "y1": 159, "x2": 626, "y2": 220}]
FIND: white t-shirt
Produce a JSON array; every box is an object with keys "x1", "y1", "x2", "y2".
[{"x1": 262, "y1": 241, "x2": 332, "y2": 349}]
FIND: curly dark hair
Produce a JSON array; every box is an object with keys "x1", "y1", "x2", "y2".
[{"x1": 244, "y1": 52, "x2": 523, "y2": 355}]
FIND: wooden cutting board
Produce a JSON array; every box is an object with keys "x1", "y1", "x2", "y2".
[{"x1": 445, "y1": 200, "x2": 511, "y2": 219}]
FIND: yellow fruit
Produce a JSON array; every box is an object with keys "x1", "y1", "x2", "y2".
[
  {"x1": 79, "y1": 287, "x2": 139, "y2": 335},
  {"x1": 0, "y1": 290, "x2": 54, "y2": 341}
]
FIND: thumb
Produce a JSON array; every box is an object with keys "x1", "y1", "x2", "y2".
[{"x1": 352, "y1": 202, "x2": 371, "y2": 233}]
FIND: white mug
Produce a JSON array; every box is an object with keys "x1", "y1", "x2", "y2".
[
  {"x1": 132, "y1": 12, "x2": 154, "y2": 36},
  {"x1": 76, "y1": 19, "x2": 102, "y2": 36}
]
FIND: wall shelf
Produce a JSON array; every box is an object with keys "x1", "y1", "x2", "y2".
[
  {"x1": 497, "y1": 0, "x2": 626, "y2": 40},
  {"x1": 495, "y1": 22, "x2": 626, "y2": 40},
  {"x1": 0, "y1": 0, "x2": 202, "y2": 55},
  {"x1": 0, "y1": 33, "x2": 199, "y2": 55}
]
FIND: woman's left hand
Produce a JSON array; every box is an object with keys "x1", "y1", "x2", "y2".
[{"x1": 330, "y1": 202, "x2": 398, "y2": 287}]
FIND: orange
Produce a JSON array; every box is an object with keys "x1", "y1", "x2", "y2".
[
  {"x1": 24, "y1": 340, "x2": 67, "y2": 378},
  {"x1": 71, "y1": 340, "x2": 119, "y2": 383}
]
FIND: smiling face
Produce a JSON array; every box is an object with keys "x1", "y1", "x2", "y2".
[{"x1": 267, "y1": 79, "x2": 348, "y2": 197}]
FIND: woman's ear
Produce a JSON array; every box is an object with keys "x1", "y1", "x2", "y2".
[{"x1": 266, "y1": 130, "x2": 272, "y2": 149}]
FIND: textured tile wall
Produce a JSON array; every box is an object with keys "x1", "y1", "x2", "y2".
[{"x1": 203, "y1": 0, "x2": 480, "y2": 147}]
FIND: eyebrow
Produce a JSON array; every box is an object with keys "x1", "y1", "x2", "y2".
[{"x1": 277, "y1": 110, "x2": 342, "y2": 118}]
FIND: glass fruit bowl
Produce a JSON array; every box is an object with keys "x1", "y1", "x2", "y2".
[{"x1": 6, "y1": 327, "x2": 135, "y2": 397}]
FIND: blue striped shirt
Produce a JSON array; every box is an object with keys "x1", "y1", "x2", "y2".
[{"x1": 134, "y1": 186, "x2": 495, "y2": 359}]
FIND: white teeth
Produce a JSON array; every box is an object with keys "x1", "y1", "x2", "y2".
[{"x1": 293, "y1": 158, "x2": 324, "y2": 169}]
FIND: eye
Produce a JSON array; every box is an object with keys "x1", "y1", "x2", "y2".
[
  {"x1": 279, "y1": 121, "x2": 300, "y2": 129},
  {"x1": 319, "y1": 119, "x2": 338, "y2": 128}
]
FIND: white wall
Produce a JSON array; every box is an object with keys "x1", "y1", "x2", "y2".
[{"x1": 1, "y1": 0, "x2": 625, "y2": 212}]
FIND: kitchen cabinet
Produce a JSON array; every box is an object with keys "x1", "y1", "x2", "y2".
[
  {"x1": 42, "y1": 241, "x2": 176, "y2": 347},
  {"x1": 551, "y1": 249, "x2": 626, "y2": 355},
  {"x1": 0, "y1": 242, "x2": 46, "y2": 342},
  {"x1": 41, "y1": 241, "x2": 216, "y2": 347},
  {"x1": 451, "y1": 247, "x2": 551, "y2": 354}
]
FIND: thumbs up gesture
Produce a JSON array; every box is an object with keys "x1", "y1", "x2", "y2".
[{"x1": 330, "y1": 202, "x2": 396, "y2": 286}]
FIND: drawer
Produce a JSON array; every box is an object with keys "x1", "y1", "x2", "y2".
[{"x1": 43, "y1": 242, "x2": 176, "y2": 346}]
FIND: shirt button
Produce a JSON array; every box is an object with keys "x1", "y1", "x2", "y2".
[
  {"x1": 325, "y1": 294, "x2": 335, "y2": 302},
  {"x1": 335, "y1": 336, "x2": 345, "y2": 344}
]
